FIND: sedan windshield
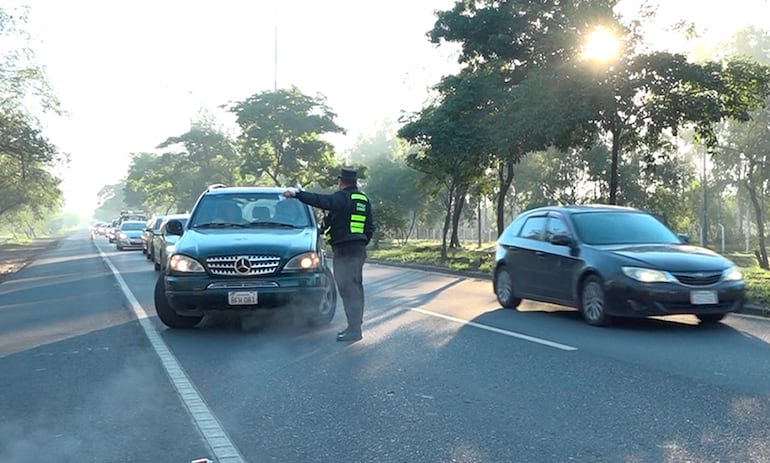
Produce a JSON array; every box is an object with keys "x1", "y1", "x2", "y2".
[{"x1": 571, "y1": 211, "x2": 681, "y2": 245}]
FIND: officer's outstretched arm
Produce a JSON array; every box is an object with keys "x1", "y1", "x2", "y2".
[{"x1": 295, "y1": 190, "x2": 347, "y2": 211}]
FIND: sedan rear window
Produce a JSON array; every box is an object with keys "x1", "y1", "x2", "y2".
[{"x1": 572, "y1": 211, "x2": 680, "y2": 245}]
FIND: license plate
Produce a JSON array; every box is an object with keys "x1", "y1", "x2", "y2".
[
  {"x1": 690, "y1": 290, "x2": 718, "y2": 305},
  {"x1": 228, "y1": 291, "x2": 258, "y2": 305}
]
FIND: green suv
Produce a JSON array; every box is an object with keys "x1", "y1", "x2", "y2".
[{"x1": 154, "y1": 185, "x2": 337, "y2": 329}]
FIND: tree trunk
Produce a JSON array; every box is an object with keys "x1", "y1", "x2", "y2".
[
  {"x1": 746, "y1": 176, "x2": 769, "y2": 269},
  {"x1": 609, "y1": 127, "x2": 621, "y2": 205},
  {"x1": 440, "y1": 188, "x2": 454, "y2": 262},
  {"x1": 450, "y1": 187, "x2": 466, "y2": 248},
  {"x1": 496, "y1": 160, "x2": 515, "y2": 237}
]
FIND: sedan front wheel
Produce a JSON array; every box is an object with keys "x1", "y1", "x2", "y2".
[{"x1": 579, "y1": 275, "x2": 612, "y2": 326}]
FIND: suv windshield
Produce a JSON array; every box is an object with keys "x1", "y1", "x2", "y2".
[
  {"x1": 571, "y1": 211, "x2": 681, "y2": 245},
  {"x1": 190, "y1": 194, "x2": 310, "y2": 229}
]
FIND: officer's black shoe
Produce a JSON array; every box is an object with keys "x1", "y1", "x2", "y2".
[{"x1": 336, "y1": 331, "x2": 362, "y2": 342}]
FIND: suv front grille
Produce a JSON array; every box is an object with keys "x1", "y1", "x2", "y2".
[{"x1": 206, "y1": 255, "x2": 281, "y2": 276}]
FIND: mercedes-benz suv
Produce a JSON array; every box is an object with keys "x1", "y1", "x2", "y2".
[{"x1": 154, "y1": 185, "x2": 337, "y2": 329}]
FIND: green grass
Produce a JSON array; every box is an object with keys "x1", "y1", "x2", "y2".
[
  {"x1": 370, "y1": 240, "x2": 770, "y2": 308},
  {"x1": 369, "y1": 240, "x2": 496, "y2": 273},
  {"x1": 742, "y1": 267, "x2": 770, "y2": 307}
]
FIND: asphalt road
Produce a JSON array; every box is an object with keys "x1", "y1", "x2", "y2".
[{"x1": 2, "y1": 232, "x2": 770, "y2": 462}]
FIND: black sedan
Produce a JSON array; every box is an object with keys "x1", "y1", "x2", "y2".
[{"x1": 492, "y1": 205, "x2": 745, "y2": 326}]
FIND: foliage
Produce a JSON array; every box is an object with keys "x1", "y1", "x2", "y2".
[
  {"x1": 93, "y1": 182, "x2": 141, "y2": 221},
  {"x1": 363, "y1": 155, "x2": 427, "y2": 245},
  {"x1": 227, "y1": 86, "x2": 344, "y2": 187},
  {"x1": 399, "y1": 67, "x2": 495, "y2": 256},
  {"x1": 0, "y1": 7, "x2": 65, "y2": 224},
  {"x1": 742, "y1": 267, "x2": 770, "y2": 307}
]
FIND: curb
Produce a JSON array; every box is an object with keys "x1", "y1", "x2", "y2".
[
  {"x1": 367, "y1": 259, "x2": 770, "y2": 318},
  {"x1": 367, "y1": 259, "x2": 492, "y2": 280}
]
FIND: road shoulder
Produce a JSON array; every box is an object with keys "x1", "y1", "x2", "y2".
[{"x1": 0, "y1": 238, "x2": 61, "y2": 283}]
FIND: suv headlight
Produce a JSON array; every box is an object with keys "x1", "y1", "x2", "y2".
[
  {"x1": 723, "y1": 266, "x2": 743, "y2": 281},
  {"x1": 169, "y1": 254, "x2": 206, "y2": 273},
  {"x1": 621, "y1": 266, "x2": 675, "y2": 283},
  {"x1": 284, "y1": 252, "x2": 320, "y2": 270}
]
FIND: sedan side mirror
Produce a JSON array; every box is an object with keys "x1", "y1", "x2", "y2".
[
  {"x1": 677, "y1": 233, "x2": 690, "y2": 244},
  {"x1": 549, "y1": 234, "x2": 574, "y2": 247},
  {"x1": 166, "y1": 220, "x2": 184, "y2": 236}
]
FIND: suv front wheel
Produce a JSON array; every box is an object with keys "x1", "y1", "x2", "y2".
[
  {"x1": 301, "y1": 267, "x2": 337, "y2": 326},
  {"x1": 154, "y1": 276, "x2": 203, "y2": 329}
]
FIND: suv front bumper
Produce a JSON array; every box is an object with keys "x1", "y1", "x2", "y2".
[{"x1": 164, "y1": 271, "x2": 329, "y2": 315}]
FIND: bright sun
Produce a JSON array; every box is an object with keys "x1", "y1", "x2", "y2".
[{"x1": 582, "y1": 27, "x2": 621, "y2": 62}]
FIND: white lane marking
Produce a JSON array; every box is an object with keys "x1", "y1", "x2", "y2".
[
  {"x1": 409, "y1": 307, "x2": 578, "y2": 351},
  {"x1": 98, "y1": 246, "x2": 246, "y2": 463}
]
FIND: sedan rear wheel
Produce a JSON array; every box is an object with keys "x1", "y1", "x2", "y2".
[
  {"x1": 579, "y1": 275, "x2": 612, "y2": 326},
  {"x1": 494, "y1": 266, "x2": 522, "y2": 309}
]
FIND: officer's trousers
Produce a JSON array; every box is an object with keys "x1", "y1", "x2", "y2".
[{"x1": 332, "y1": 243, "x2": 367, "y2": 334}]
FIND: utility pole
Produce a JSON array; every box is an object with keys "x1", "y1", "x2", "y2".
[
  {"x1": 274, "y1": 0, "x2": 278, "y2": 91},
  {"x1": 700, "y1": 147, "x2": 708, "y2": 247}
]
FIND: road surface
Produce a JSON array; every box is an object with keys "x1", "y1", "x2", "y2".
[{"x1": 2, "y1": 232, "x2": 770, "y2": 462}]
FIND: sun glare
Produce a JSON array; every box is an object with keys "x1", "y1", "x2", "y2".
[{"x1": 582, "y1": 27, "x2": 621, "y2": 62}]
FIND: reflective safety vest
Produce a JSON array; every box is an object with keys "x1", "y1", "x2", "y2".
[
  {"x1": 324, "y1": 190, "x2": 370, "y2": 245},
  {"x1": 349, "y1": 192, "x2": 369, "y2": 235}
]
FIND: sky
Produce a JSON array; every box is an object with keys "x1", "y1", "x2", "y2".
[{"x1": 8, "y1": 0, "x2": 770, "y2": 216}]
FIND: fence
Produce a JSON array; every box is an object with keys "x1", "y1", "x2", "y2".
[{"x1": 408, "y1": 227, "x2": 498, "y2": 243}]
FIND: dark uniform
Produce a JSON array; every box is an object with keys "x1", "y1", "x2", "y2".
[{"x1": 293, "y1": 167, "x2": 374, "y2": 341}]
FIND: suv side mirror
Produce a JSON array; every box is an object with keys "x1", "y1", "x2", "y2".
[{"x1": 166, "y1": 220, "x2": 184, "y2": 236}]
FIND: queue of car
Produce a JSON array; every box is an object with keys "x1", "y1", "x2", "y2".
[{"x1": 91, "y1": 210, "x2": 191, "y2": 273}]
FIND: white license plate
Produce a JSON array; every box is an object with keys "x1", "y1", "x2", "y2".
[
  {"x1": 690, "y1": 290, "x2": 718, "y2": 305},
  {"x1": 228, "y1": 291, "x2": 258, "y2": 305}
]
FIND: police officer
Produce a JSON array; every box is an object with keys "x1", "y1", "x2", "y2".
[{"x1": 283, "y1": 167, "x2": 374, "y2": 342}]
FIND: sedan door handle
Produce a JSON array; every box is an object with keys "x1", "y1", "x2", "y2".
[{"x1": 535, "y1": 251, "x2": 546, "y2": 256}]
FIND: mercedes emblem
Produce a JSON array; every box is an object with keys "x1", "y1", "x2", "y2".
[{"x1": 234, "y1": 257, "x2": 252, "y2": 274}]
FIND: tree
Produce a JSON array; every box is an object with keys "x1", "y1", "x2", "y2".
[
  {"x1": 399, "y1": 69, "x2": 491, "y2": 258},
  {"x1": 227, "y1": 87, "x2": 344, "y2": 187},
  {"x1": 0, "y1": 6, "x2": 60, "y2": 113},
  {"x1": 715, "y1": 110, "x2": 770, "y2": 268},
  {"x1": 124, "y1": 152, "x2": 181, "y2": 214},
  {"x1": 94, "y1": 183, "x2": 133, "y2": 221},
  {"x1": 363, "y1": 156, "x2": 427, "y2": 246},
  {"x1": 0, "y1": 110, "x2": 64, "y2": 219},
  {"x1": 347, "y1": 119, "x2": 407, "y2": 165},
  {"x1": 710, "y1": 26, "x2": 770, "y2": 268},
  {"x1": 0, "y1": 6, "x2": 64, "y2": 223},
  {"x1": 429, "y1": 0, "x2": 619, "y2": 235}
]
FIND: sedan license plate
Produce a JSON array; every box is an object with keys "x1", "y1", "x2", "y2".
[
  {"x1": 690, "y1": 290, "x2": 718, "y2": 305},
  {"x1": 228, "y1": 291, "x2": 258, "y2": 306}
]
